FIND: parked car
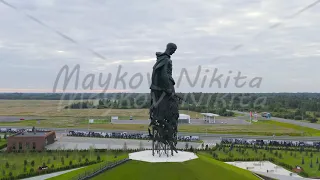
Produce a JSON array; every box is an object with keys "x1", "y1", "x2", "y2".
[{"x1": 67, "y1": 130, "x2": 199, "y2": 142}]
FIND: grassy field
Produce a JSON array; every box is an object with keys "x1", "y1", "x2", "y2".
[
  {"x1": 0, "y1": 150, "x2": 126, "y2": 179},
  {"x1": 0, "y1": 119, "x2": 319, "y2": 136},
  {"x1": 0, "y1": 100, "x2": 202, "y2": 119},
  {"x1": 91, "y1": 155, "x2": 259, "y2": 180},
  {"x1": 0, "y1": 140, "x2": 6, "y2": 147},
  {"x1": 207, "y1": 145, "x2": 320, "y2": 178},
  {"x1": 0, "y1": 100, "x2": 148, "y2": 118},
  {"x1": 48, "y1": 154, "x2": 128, "y2": 180},
  {"x1": 0, "y1": 100, "x2": 319, "y2": 136},
  {"x1": 0, "y1": 133, "x2": 7, "y2": 147},
  {"x1": 249, "y1": 120, "x2": 320, "y2": 136}
]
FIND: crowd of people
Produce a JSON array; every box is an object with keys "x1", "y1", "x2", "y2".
[
  {"x1": 67, "y1": 130, "x2": 200, "y2": 142},
  {"x1": 221, "y1": 138, "x2": 320, "y2": 148}
]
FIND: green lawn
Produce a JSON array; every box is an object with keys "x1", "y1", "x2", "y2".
[
  {"x1": 91, "y1": 155, "x2": 259, "y2": 180},
  {"x1": 48, "y1": 154, "x2": 128, "y2": 180},
  {"x1": 0, "y1": 150, "x2": 126, "y2": 179},
  {"x1": 250, "y1": 120, "x2": 320, "y2": 136},
  {"x1": 79, "y1": 119, "x2": 111, "y2": 124},
  {"x1": 209, "y1": 145, "x2": 320, "y2": 178},
  {"x1": 0, "y1": 133, "x2": 8, "y2": 147},
  {"x1": 0, "y1": 119, "x2": 319, "y2": 136},
  {"x1": 0, "y1": 140, "x2": 6, "y2": 147}
]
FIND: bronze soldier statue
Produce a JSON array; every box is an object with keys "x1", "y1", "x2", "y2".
[{"x1": 149, "y1": 43, "x2": 180, "y2": 156}]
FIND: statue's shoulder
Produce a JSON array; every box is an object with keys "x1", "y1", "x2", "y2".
[{"x1": 154, "y1": 53, "x2": 170, "y2": 69}]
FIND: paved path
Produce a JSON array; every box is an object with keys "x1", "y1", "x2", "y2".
[
  {"x1": 254, "y1": 171, "x2": 315, "y2": 180},
  {"x1": 0, "y1": 116, "x2": 45, "y2": 122},
  {"x1": 111, "y1": 118, "x2": 249, "y2": 125},
  {"x1": 226, "y1": 161, "x2": 307, "y2": 180},
  {"x1": 22, "y1": 167, "x2": 83, "y2": 180}
]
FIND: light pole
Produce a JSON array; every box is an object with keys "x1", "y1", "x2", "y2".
[
  {"x1": 88, "y1": 118, "x2": 90, "y2": 131},
  {"x1": 133, "y1": 98, "x2": 136, "y2": 108},
  {"x1": 188, "y1": 99, "x2": 190, "y2": 115}
]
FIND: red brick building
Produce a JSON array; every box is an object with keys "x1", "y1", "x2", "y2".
[{"x1": 7, "y1": 131, "x2": 56, "y2": 152}]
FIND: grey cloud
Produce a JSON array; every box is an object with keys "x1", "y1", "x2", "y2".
[{"x1": 0, "y1": 0, "x2": 320, "y2": 92}]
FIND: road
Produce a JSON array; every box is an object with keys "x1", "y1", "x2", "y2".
[
  {"x1": 0, "y1": 116, "x2": 45, "y2": 122},
  {"x1": 22, "y1": 167, "x2": 83, "y2": 180},
  {"x1": 230, "y1": 110, "x2": 320, "y2": 130},
  {"x1": 2, "y1": 126, "x2": 320, "y2": 142},
  {"x1": 111, "y1": 117, "x2": 249, "y2": 125}
]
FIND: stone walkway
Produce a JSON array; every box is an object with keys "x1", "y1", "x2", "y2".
[
  {"x1": 225, "y1": 161, "x2": 316, "y2": 179},
  {"x1": 22, "y1": 167, "x2": 83, "y2": 180}
]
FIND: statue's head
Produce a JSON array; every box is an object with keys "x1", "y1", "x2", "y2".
[{"x1": 166, "y1": 43, "x2": 177, "y2": 55}]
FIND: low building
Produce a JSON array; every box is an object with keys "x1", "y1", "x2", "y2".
[
  {"x1": 200, "y1": 113, "x2": 220, "y2": 123},
  {"x1": 178, "y1": 114, "x2": 191, "y2": 124},
  {"x1": 7, "y1": 131, "x2": 56, "y2": 152},
  {"x1": 111, "y1": 116, "x2": 119, "y2": 121}
]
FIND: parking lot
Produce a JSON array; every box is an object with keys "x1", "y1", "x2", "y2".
[{"x1": 46, "y1": 136, "x2": 202, "y2": 150}]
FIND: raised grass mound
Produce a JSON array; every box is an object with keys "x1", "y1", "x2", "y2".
[{"x1": 92, "y1": 155, "x2": 259, "y2": 180}]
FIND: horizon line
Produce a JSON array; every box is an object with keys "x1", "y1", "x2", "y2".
[
  {"x1": 0, "y1": 88, "x2": 130, "y2": 93},
  {"x1": 0, "y1": 88, "x2": 319, "y2": 94}
]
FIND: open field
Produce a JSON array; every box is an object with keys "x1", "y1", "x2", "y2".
[
  {"x1": 0, "y1": 120, "x2": 319, "y2": 136},
  {"x1": 0, "y1": 100, "x2": 149, "y2": 118},
  {"x1": 0, "y1": 150, "x2": 127, "y2": 179},
  {"x1": 91, "y1": 155, "x2": 259, "y2": 180},
  {"x1": 249, "y1": 120, "x2": 320, "y2": 136},
  {"x1": 0, "y1": 100, "x2": 319, "y2": 136},
  {"x1": 206, "y1": 145, "x2": 320, "y2": 178},
  {"x1": 0, "y1": 100, "x2": 202, "y2": 119}
]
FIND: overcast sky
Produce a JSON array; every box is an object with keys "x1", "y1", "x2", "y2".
[{"x1": 0, "y1": 0, "x2": 319, "y2": 93}]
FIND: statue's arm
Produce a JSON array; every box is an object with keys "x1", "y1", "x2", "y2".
[
  {"x1": 168, "y1": 60, "x2": 175, "y2": 85},
  {"x1": 160, "y1": 59, "x2": 171, "y2": 92}
]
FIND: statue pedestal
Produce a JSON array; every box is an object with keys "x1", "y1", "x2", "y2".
[{"x1": 129, "y1": 150, "x2": 198, "y2": 163}]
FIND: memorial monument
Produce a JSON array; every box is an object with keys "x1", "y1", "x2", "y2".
[
  {"x1": 148, "y1": 42, "x2": 181, "y2": 157},
  {"x1": 128, "y1": 43, "x2": 198, "y2": 162}
]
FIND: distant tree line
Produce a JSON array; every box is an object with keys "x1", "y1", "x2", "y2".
[
  {"x1": 63, "y1": 95, "x2": 235, "y2": 116},
  {"x1": 64, "y1": 101, "x2": 95, "y2": 109}
]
